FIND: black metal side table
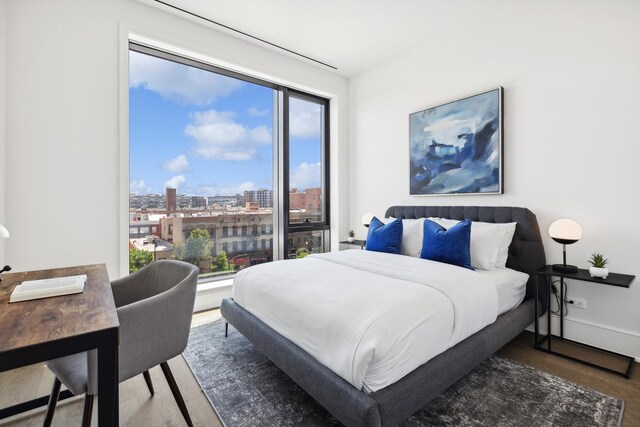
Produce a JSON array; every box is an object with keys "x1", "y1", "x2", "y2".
[
  {"x1": 339, "y1": 239, "x2": 366, "y2": 249},
  {"x1": 534, "y1": 265, "x2": 635, "y2": 378}
]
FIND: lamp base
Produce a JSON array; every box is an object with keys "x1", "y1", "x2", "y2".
[
  {"x1": 0, "y1": 264, "x2": 11, "y2": 282},
  {"x1": 552, "y1": 263, "x2": 578, "y2": 273}
]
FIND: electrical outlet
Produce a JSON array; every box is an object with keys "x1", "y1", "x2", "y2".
[{"x1": 571, "y1": 298, "x2": 587, "y2": 309}]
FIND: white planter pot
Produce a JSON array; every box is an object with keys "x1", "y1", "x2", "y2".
[
  {"x1": 347, "y1": 236, "x2": 355, "y2": 243},
  {"x1": 589, "y1": 266, "x2": 608, "y2": 279}
]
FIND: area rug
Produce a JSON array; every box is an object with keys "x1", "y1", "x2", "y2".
[{"x1": 183, "y1": 319, "x2": 624, "y2": 427}]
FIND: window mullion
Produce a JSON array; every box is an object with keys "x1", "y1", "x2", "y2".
[{"x1": 275, "y1": 89, "x2": 287, "y2": 261}]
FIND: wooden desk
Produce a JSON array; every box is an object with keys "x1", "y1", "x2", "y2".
[{"x1": 0, "y1": 264, "x2": 120, "y2": 425}]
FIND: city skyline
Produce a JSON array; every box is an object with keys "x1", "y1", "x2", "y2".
[{"x1": 129, "y1": 50, "x2": 323, "y2": 198}]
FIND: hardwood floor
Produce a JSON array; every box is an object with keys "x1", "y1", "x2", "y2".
[
  {"x1": 498, "y1": 331, "x2": 640, "y2": 426},
  {"x1": 0, "y1": 310, "x2": 637, "y2": 426}
]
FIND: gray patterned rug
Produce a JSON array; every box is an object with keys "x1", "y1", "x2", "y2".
[{"x1": 184, "y1": 319, "x2": 624, "y2": 427}]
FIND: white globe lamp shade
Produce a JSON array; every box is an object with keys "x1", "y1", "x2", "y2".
[
  {"x1": 549, "y1": 219, "x2": 582, "y2": 244},
  {"x1": 361, "y1": 212, "x2": 375, "y2": 227},
  {"x1": 0, "y1": 224, "x2": 9, "y2": 239}
]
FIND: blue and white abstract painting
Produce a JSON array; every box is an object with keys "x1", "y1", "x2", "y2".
[{"x1": 410, "y1": 88, "x2": 502, "y2": 195}]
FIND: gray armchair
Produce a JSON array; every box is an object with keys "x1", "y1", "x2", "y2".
[{"x1": 44, "y1": 260, "x2": 199, "y2": 427}]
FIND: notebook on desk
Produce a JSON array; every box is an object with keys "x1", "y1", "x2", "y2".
[{"x1": 9, "y1": 274, "x2": 87, "y2": 303}]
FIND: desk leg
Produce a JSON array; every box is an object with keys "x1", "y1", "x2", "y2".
[{"x1": 98, "y1": 331, "x2": 119, "y2": 426}]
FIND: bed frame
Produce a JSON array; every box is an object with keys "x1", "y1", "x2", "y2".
[{"x1": 221, "y1": 206, "x2": 547, "y2": 426}]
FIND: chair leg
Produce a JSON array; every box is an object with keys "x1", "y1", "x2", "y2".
[
  {"x1": 81, "y1": 394, "x2": 94, "y2": 427},
  {"x1": 43, "y1": 377, "x2": 62, "y2": 427},
  {"x1": 143, "y1": 370, "x2": 155, "y2": 396},
  {"x1": 160, "y1": 362, "x2": 193, "y2": 427},
  {"x1": 225, "y1": 321, "x2": 229, "y2": 337}
]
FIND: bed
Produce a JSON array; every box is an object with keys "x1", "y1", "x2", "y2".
[{"x1": 221, "y1": 206, "x2": 547, "y2": 426}]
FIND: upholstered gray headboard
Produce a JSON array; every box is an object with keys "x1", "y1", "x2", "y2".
[{"x1": 384, "y1": 206, "x2": 547, "y2": 304}]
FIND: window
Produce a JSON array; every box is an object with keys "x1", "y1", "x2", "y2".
[
  {"x1": 284, "y1": 92, "x2": 330, "y2": 256},
  {"x1": 129, "y1": 43, "x2": 330, "y2": 278}
]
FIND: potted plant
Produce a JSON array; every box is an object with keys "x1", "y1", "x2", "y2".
[
  {"x1": 347, "y1": 230, "x2": 355, "y2": 243},
  {"x1": 588, "y1": 252, "x2": 609, "y2": 279}
]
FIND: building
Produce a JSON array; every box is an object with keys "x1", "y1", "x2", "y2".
[
  {"x1": 244, "y1": 189, "x2": 273, "y2": 208},
  {"x1": 129, "y1": 193, "x2": 165, "y2": 209},
  {"x1": 289, "y1": 188, "x2": 322, "y2": 221},
  {"x1": 289, "y1": 188, "x2": 305, "y2": 210},
  {"x1": 190, "y1": 196, "x2": 207, "y2": 208},
  {"x1": 160, "y1": 211, "x2": 274, "y2": 263},
  {"x1": 129, "y1": 220, "x2": 161, "y2": 238},
  {"x1": 166, "y1": 187, "x2": 177, "y2": 214},
  {"x1": 207, "y1": 194, "x2": 243, "y2": 207},
  {"x1": 129, "y1": 236, "x2": 173, "y2": 260}
]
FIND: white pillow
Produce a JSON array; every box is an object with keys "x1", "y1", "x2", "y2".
[
  {"x1": 426, "y1": 218, "x2": 516, "y2": 270},
  {"x1": 382, "y1": 217, "x2": 425, "y2": 257},
  {"x1": 494, "y1": 223, "x2": 517, "y2": 268}
]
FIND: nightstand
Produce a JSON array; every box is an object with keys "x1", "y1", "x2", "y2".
[
  {"x1": 534, "y1": 266, "x2": 636, "y2": 378},
  {"x1": 339, "y1": 239, "x2": 366, "y2": 250}
]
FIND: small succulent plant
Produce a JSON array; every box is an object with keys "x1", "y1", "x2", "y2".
[
  {"x1": 348, "y1": 230, "x2": 355, "y2": 237},
  {"x1": 588, "y1": 252, "x2": 609, "y2": 268}
]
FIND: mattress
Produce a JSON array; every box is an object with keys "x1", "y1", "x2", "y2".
[
  {"x1": 476, "y1": 268, "x2": 529, "y2": 315},
  {"x1": 232, "y1": 250, "x2": 500, "y2": 392}
]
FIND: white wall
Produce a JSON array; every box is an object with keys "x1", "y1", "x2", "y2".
[
  {"x1": 4, "y1": 0, "x2": 348, "y2": 278},
  {"x1": 349, "y1": 1, "x2": 640, "y2": 357},
  {"x1": 0, "y1": 1, "x2": 5, "y2": 265}
]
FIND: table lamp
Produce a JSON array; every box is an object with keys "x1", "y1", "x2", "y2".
[
  {"x1": 361, "y1": 212, "x2": 374, "y2": 228},
  {"x1": 549, "y1": 219, "x2": 582, "y2": 273},
  {"x1": 0, "y1": 224, "x2": 11, "y2": 282}
]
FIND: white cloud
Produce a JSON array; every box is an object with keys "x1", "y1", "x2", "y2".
[
  {"x1": 163, "y1": 154, "x2": 189, "y2": 173},
  {"x1": 247, "y1": 107, "x2": 270, "y2": 117},
  {"x1": 192, "y1": 181, "x2": 257, "y2": 197},
  {"x1": 289, "y1": 97, "x2": 322, "y2": 139},
  {"x1": 185, "y1": 110, "x2": 272, "y2": 161},
  {"x1": 165, "y1": 175, "x2": 186, "y2": 189},
  {"x1": 129, "y1": 51, "x2": 244, "y2": 105},
  {"x1": 290, "y1": 162, "x2": 321, "y2": 190},
  {"x1": 130, "y1": 179, "x2": 151, "y2": 194}
]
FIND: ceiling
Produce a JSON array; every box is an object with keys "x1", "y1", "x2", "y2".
[{"x1": 146, "y1": 0, "x2": 480, "y2": 77}]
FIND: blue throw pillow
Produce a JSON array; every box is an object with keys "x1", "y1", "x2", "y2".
[
  {"x1": 420, "y1": 219, "x2": 473, "y2": 270},
  {"x1": 365, "y1": 217, "x2": 403, "y2": 255}
]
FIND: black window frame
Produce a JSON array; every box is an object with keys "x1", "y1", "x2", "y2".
[{"x1": 283, "y1": 89, "x2": 331, "y2": 248}]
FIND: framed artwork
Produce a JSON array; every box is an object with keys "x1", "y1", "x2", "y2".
[{"x1": 409, "y1": 87, "x2": 503, "y2": 196}]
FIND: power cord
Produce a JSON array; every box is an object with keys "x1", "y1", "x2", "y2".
[{"x1": 550, "y1": 280, "x2": 572, "y2": 316}]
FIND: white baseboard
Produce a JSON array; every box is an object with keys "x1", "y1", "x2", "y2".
[
  {"x1": 527, "y1": 313, "x2": 640, "y2": 361},
  {"x1": 194, "y1": 279, "x2": 232, "y2": 312}
]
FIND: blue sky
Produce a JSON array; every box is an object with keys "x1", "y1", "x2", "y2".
[{"x1": 129, "y1": 50, "x2": 322, "y2": 197}]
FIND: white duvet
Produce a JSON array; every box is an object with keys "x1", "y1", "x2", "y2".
[{"x1": 232, "y1": 250, "x2": 499, "y2": 392}]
